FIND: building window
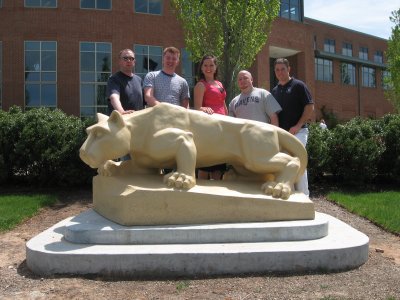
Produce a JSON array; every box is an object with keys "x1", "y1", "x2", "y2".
[
  {"x1": 342, "y1": 42, "x2": 352, "y2": 57},
  {"x1": 362, "y1": 66, "x2": 376, "y2": 88},
  {"x1": 315, "y1": 58, "x2": 333, "y2": 82},
  {"x1": 0, "y1": 0, "x2": 3, "y2": 8},
  {"x1": 341, "y1": 63, "x2": 356, "y2": 86},
  {"x1": 359, "y1": 47, "x2": 368, "y2": 60},
  {"x1": 25, "y1": 0, "x2": 57, "y2": 7},
  {"x1": 135, "y1": 0, "x2": 162, "y2": 15},
  {"x1": 181, "y1": 48, "x2": 195, "y2": 88},
  {"x1": 382, "y1": 70, "x2": 390, "y2": 90},
  {"x1": 134, "y1": 44, "x2": 162, "y2": 79},
  {"x1": 80, "y1": 42, "x2": 111, "y2": 117},
  {"x1": 279, "y1": 0, "x2": 301, "y2": 21},
  {"x1": 324, "y1": 39, "x2": 335, "y2": 53},
  {"x1": 374, "y1": 51, "x2": 383, "y2": 64},
  {"x1": 81, "y1": 0, "x2": 111, "y2": 10},
  {"x1": 24, "y1": 41, "x2": 57, "y2": 109}
]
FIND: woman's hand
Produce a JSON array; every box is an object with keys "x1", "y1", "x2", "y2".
[{"x1": 201, "y1": 107, "x2": 214, "y2": 114}]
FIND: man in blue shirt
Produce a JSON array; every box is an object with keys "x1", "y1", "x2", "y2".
[
  {"x1": 271, "y1": 58, "x2": 314, "y2": 196},
  {"x1": 106, "y1": 49, "x2": 144, "y2": 115}
]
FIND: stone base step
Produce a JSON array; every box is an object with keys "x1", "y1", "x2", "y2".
[
  {"x1": 64, "y1": 209, "x2": 328, "y2": 244},
  {"x1": 26, "y1": 211, "x2": 369, "y2": 277}
]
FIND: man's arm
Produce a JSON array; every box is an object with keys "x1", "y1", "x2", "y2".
[
  {"x1": 270, "y1": 113, "x2": 279, "y2": 127},
  {"x1": 107, "y1": 76, "x2": 133, "y2": 114},
  {"x1": 109, "y1": 94, "x2": 134, "y2": 114},
  {"x1": 181, "y1": 98, "x2": 189, "y2": 108},
  {"x1": 289, "y1": 103, "x2": 314, "y2": 135},
  {"x1": 180, "y1": 79, "x2": 190, "y2": 109},
  {"x1": 264, "y1": 91, "x2": 281, "y2": 126},
  {"x1": 144, "y1": 87, "x2": 160, "y2": 107},
  {"x1": 228, "y1": 100, "x2": 235, "y2": 117}
]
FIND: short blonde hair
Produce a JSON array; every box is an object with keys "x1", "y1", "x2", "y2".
[{"x1": 163, "y1": 46, "x2": 180, "y2": 58}]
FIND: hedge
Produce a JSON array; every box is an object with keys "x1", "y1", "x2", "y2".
[
  {"x1": 1, "y1": 107, "x2": 399, "y2": 187},
  {"x1": 0, "y1": 107, "x2": 95, "y2": 186},
  {"x1": 307, "y1": 114, "x2": 400, "y2": 184}
]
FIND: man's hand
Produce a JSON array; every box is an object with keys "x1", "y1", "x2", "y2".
[
  {"x1": 289, "y1": 124, "x2": 302, "y2": 135},
  {"x1": 121, "y1": 110, "x2": 135, "y2": 114}
]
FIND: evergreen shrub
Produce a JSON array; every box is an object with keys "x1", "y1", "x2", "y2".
[
  {"x1": 0, "y1": 106, "x2": 26, "y2": 184},
  {"x1": 324, "y1": 117, "x2": 385, "y2": 183},
  {"x1": 377, "y1": 114, "x2": 400, "y2": 179},
  {"x1": 1, "y1": 106, "x2": 399, "y2": 188},
  {"x1": 1, "y1": 107, "x2": 95, "y2": 186},
  {"x1": 306, "y1": 123, "x2": 332, "y2": 182}
]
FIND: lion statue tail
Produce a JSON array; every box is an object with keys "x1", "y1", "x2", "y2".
[{"x1": 277, "y1": 129, "x2": 308, "y2": 183}]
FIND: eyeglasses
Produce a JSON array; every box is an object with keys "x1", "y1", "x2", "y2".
[{"x1": 122, "y1": 56, "x2": 135, "y2": 62}]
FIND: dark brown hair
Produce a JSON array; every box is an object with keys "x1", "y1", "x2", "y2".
[
  {"x1": 274, "y1": 57, "x2": 290, "y2": 68},
  {"x1": 197, "y1": 54, "x2": 218, "y2": 80}
]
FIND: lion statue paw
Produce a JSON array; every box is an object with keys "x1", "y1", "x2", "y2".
[
  {"x1": 163, "y1": 172, "x2": 196, "y2": 189},
  {"x1": 97, "y1": 160, "x2": 120, "y2": 176},
  {"x1": 261, "y1": 181, "x2": 291, "y2": 200}
]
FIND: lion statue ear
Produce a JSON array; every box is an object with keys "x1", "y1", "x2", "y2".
[
  {"x1": 108, "y1": 110, "x2": 125, "y2": 128},
  {"x1": 96, "y1": 113, "x2": 109, "y2": 123}
]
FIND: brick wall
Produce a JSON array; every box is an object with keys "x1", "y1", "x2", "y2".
[{"x1": 0, "y1": 1, "x2": 394, "y2": 120}]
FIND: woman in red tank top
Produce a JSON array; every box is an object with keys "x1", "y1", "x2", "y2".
[{"x1": 194, "y1": 55, "x2": 227, "y2": 180}]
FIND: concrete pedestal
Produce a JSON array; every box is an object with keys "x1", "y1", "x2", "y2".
[
  {"x1": 26, "y1": 175, "x2": 368, "y2": 277},
  {"x1": 26, "y1": 210, "x2": 369, "y2": 277},
  {"x1": 92, "y1": 175, "x2": 315, "y2": 225}
]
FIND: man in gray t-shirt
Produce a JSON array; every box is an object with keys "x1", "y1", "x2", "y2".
[
  {"x1": 229, "y1": 70, "x2": 281, "y2": 126},
  {"x1": 143, "y1": 46, "x2": 190, "y2": 108}
]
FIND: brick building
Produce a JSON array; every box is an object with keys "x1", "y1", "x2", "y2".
[{"x1": 0, "y1": 0, "x2": 393, "y2": 120}]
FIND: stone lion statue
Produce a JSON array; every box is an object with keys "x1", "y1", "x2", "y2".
[{"x1": 79, "y1": 103, "x2": 307, "y2": 199}]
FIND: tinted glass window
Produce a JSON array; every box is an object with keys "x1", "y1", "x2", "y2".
[
  {"x1": 80, "y1": 42, "x2": 111, "y2": 117},
  {"x1": 341, "y1": 63, "x2": 356, "y2": 86},
  {"x1": 134, "y1": 44, "x2": 162, "y2": 78},
  {"x1": 25, "y1": 0, "x2": 57, "y2": 7},
  {"x1": 279, "y1": 0, "x2": 301, "y2": 21},
  {"x1": 24, "y1": 41, "x2": 57, "y2": 108},
  {"x1": 315, "y1": 58, "x2": 333, "y2": 82},
  {"x1": 81, "y1": 0, "x2": 111, "y2": 9},
  {"x1": 135, "y1": 0, "x2": 162, "y2": 15}
]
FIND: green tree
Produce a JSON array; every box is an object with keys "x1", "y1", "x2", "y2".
[
  {"x1": 385, "y1": 8, "x2": 400, "y2": 112},
  {"x1": 171, "y1": 0, "x2": 281, "y2": 102}
]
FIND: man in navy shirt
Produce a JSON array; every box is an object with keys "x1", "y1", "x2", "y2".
[
  {"x1": 106, "y1": 49, "x2": 144, "y2": 115},
  {"x1": 106, "y1": 49, "x2": 144, "y2": 161},
  {"x1": 271, "y1": 58, "x2": 314, "y2": 196}
]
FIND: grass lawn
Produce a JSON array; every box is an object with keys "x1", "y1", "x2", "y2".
[
  {"x1": 0, "y1": 194, "x2": 57, "y2": 232},
  {"x1": 1, "y1": 189, "x2": 399, "y2": 236},
  {"x1": 327, "y1": 190, "x2": 400, "y2": 235}
]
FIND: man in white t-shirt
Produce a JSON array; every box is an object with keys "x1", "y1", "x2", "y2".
[{"x1": 229, "y1": 70, "x2": 281, "y2": 126}]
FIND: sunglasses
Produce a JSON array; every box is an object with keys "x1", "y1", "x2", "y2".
[{"x1": 122, "y1": 56, "x2": 135, "y2": 62}]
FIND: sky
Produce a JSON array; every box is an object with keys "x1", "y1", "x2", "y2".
[{"x1": 304, "y1": 0, "x2": 400, "y2": 40}]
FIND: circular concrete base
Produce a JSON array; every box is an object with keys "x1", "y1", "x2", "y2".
[{"x1": 26, "y1": 211, "x2": 369, "y2": 278}]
